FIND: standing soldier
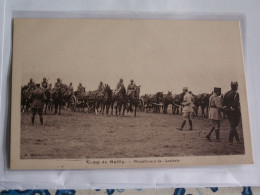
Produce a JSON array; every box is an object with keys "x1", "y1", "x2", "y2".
[
  {"x1": 98, "y1": 81, "x2": 105, "y2": 91},
  {"x1": 223, "y1": 81, "x2": 241, "y2": 144},
  {"x1": 127, "y1": 79, "x2": 135, "y2": 97},
  {"x1": 41, "y1": 77, "x2": 48, "y2": 89},
  {"x1": 29, "y1": 83, "x2": 47, "y2": 125},
  {"x1": 206, "y1": 87, "x2": 223, "y2": 142},
  {"x1": 177, "y1": 87, "x2": 194, "y2": 130}
]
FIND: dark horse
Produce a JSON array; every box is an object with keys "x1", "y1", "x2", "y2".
[
  {"x1": 52, "y1": 87, "x2": 65, "y2": 115},
  {"x1": 197, "y1": 93, "x2": 211, "y2": 117},
  {"x1": 162, "y1": 91, "x2": 173, "y2": 114},
  {"x1": 172, "y1": 94, "x2": 182, "y2": 115},
  {"x1": 21, "y1": 86, "x2": 32, "y2": 112},
  {"x1": 115, "y1": 85, "x2": 127, "y2": 116},
  {"x1": 43, "y1": 88, "x2": 53, "y2": 114},
  {"x1": 102, "y1": 84, "x2": 127, "y2": 116},
  {"x1": 151, "y1": 92, "x2": 163, "y2": 113},
  {"x1": 85, "y1": 90, "x2": 104, "y2": 115},
  {"x1": 126, "y1": 85, "x2": 141, "y2": 117},
  {"x1": 101, "y1": 84, "x2": 113, "y2": 115}
]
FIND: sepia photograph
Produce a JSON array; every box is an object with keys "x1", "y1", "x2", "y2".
[{"x1": 10, "y1": 18, "x2": 253, "y2": 169}]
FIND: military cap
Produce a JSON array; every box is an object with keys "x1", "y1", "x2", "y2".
[
  {"x1": 43, "y1": 77, "x2": 46, "y2": 80},
  {"x1": 36, "y1": 83, "x2": 40, "y2": 87},
  {"x1": 57, "y1": 78, "x2": 60, "y2": 81},
  {"x1": 130, "y1": 79, "x2": 134, "y2": 82},
  {"x1": 70, "y1": 82, "x2": 72, "y2": 85},
  {"x1": 183, "y1": 87, "x2": 188, "y2": 90},
  {"x1": 214, "y1": 87, "x2": 221, "y2": 93},
  {"x1": 120, "y1": 78, "x2": 123, "y2": 82},
  {"x1": 230, "y1": 81, "x2": 238, "y2": 86}
]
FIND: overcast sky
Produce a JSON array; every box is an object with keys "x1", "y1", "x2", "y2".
[{"x1": 14, "y1": 19, "x2": 245, "y2": 95}]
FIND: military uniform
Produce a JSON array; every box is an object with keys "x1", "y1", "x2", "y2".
[
  {"x1": 98, "y1": 83, "x2": 104, "y2": 91},
  {"x1": 77, "y1": 85, "x2": 84, "y2": 92},
  {"x1": 41, "y1": 81, "x2": 48, "y2": 89},
  {"x1": 30, "y1": 86, "x2": 47, "y2": 125},
  {"x1": 177, "y1": 88, "x2": 194, "y2": 130},
  {"x1": 127, "y1": 83, "x2": 135, "y2": 96},
  {"x1": 116, "y1": 82, "x2": 124, "y2": 90},
  {"x1": 223, "y1": 86, "x2": 241, "y2": 143},
  {"x1": 27, "y1": 81, "x2": 35, "y2": 89},
  {"x1": 68, "y1": 84, "x2": 73, "y2": 92},
  {"x1": 54, "y1": 81, "x2": 62, "y2": 88},
  {"x1": 206, "y1": 88, "x2": 223, "y2": 142},
  {"x1": 208, "y1": 93, "x2": 222, "y2": 120}
]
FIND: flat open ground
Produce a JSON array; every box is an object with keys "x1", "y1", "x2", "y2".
[{"x1": 21, "y1": 110, "x2": 245, "y2": 159}]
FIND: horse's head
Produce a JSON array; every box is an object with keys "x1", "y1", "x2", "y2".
[{"x1": 134, "y1": 85, "x2": 141, "y2": 98}]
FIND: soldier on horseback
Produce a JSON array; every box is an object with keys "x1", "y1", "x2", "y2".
[
  {"x1": 68, "y1": 82, "x2": 74, "y2": 94},
  {"x1": 54, "y1": 78, "x2": 62, "y2": 88},
  {"x1": 41, "y1": 77, "x2": 48, "y2": 89},
  {"x1": 27, "y1": 78, "x2": 35, "y2": 90},
  {"x1": 77, "y1": 83, "x2": 85, "y2": 93},
  {"x1": 115, "y1": 78, "x2": 124, "y2": 94},
  {"x1": 127, "y1": 79, "x2": 135, "y2": 98},
  {"x1": 98, "y1": 81, "x2": 105, "y2": 91}
]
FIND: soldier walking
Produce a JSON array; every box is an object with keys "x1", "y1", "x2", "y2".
[
  {"x1": 206, "y1": 87, "x2": 223, "y2": 142},
  {"x1": 223, "y1": 81, "x2": 241, "y2": 144},
  {"x1": 177, "y1": 87, "x2": 194, "y2": 130},
  {"x1": 29, "y1": 83, "x2": 47, "y2": 126}
]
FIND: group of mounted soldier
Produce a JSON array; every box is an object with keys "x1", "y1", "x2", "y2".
[{"x1": 22, "y1": 77, "x2": 242, "y2": 145}]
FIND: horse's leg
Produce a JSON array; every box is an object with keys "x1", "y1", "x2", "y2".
[
  {"x1": 111, "y1": 102, "x2": 114, "y2": 116},
  {"x1": 134, "y1": 104, "x2": 137, "y2": 117},
  {"x1": 59, "y1": 104, "x2": 61, "y2": 115},
  {"x1": 94, "y1": 102, "x2": 98, "y2": 115},
  {"x1": 106, "y1": 103, "x2": 110, "y2": 115},
  {"x1": 54, "y1": 103, "x2": 57, "y2": 114}
]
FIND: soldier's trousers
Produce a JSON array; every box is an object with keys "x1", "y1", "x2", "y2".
[
  {"x1": 227, "y1": 110, "x2": 241, "y2": 143},
  {"x1": 31, "y1": 108, "x2": 43, "y2": 124}
]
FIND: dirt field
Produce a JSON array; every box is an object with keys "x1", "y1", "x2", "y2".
[{"x1": 20, "y1": 109, "x2": 245, "y2": 159}]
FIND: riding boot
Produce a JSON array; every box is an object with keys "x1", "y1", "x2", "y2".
[
  {"x1": 189, "y1": 120, "x2": 193, "y2": 130},
  {"x1": 206, "y1": 127, "x2": 215, "y2": 141},
  {"x1": 215, "y1": 129, "x2": 220, "y2": 142},
  {"x1": 177, "y1": 120, "x2": 186, "y2": 130},
  {"x1": 40, "y1": 117, "x2": 43, "y2": 126}
]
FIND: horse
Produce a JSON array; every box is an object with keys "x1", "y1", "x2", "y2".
[
  {"x1": 43, "y1": 88, "x2": 53, "y2": 114},
  {"x1": 115, "y1": 85, "x2": 127, "y2": 116},
  {"x1": 172, "y1": 94, "x2": 182, "y2": 115},
  {"x1": 101, "y1": 84, "x2": 113, "y2": 115},
  {"x1": 52, "y1": 86, "x2": 65, "y2": 115},
  {"x1": 85, "y1": 90, "x2": 104, "y2": 115},
  {"x1": 21, "y1": 86, "x2": 32, "y2": 112},
  {"x1": 126, "y1": 85, "x2": 141, "y2": 117},
  {"x1": 162, "y1": 91, "x2": 173, "y2": 114},
  {"x1": 197, "y1": 93, "x2": 211, "y2": 117}
]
